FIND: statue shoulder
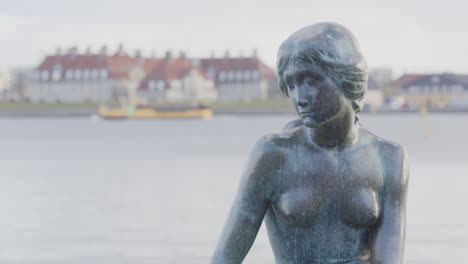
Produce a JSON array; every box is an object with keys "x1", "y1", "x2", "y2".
[
  {"x1": 251, "y1": 126, "x2": 299, "y2": 163},
  {"x1": 364, "y1": 129, "x2": 409, "y2": 198},
  {"x1": 255, "y1": 132, "x2": 293, "y2": 154}
]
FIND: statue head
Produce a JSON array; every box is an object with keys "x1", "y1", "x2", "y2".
[{"x1": 277, "y1": 22, "x2": 368, "y2": 127}]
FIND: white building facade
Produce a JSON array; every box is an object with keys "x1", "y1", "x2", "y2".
[
  {"x1": 30, "y1": 47, "x2": 158, "y2": 103},
  {"x1": 138, "y1": 57, "x2": 217, "y2": 103}
]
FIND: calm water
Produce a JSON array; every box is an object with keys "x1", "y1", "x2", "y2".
[{"x1": 0, "y1": 114, "x2": 467, "y2": 263}]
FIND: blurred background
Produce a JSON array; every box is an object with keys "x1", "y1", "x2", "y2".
[{"x1": 1, "y1": 0, "x2": 467, "y2": 263}]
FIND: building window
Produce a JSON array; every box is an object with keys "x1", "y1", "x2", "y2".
[
  {"x1": 52, "y1": 70, "x2": 61, "y2": 81},
  {"x1": 219, "y1": 72, "x2": 226, "y2": 82},
  {"x1": 252, "y1": 70, "x2": 259, "y2": 80},
  {"x1": 75, "y1": 69, "x2": 82, "y2": 80},
  {"x1": 171, "y1": 80, "x2": 182, "y2": 89},
  {"x1": 236, "y1": 71, "x2": 243, "y2": 81},
  {"x1": 33, "y1": 71, "x2": 41, "y2": 81},
  {"x1": 408, "y1": 86, "x2": 418, "y2": 94},
  {"x1": 52, "y1": 64, "x2": 62, "y2": 81},
  {"x1": 83, "y1": 69, "x2": 91, "y2": 80},
  {"x1": 148, "y1": 80, "x2": 156, "y2": 91},
  {"x1": 453, "y1": 85, "x2": 464, "y2": 93},
  {"x1": 244, "y1": 71, "x2": 251, "y2": 81},
  {"x1": 65, "y1": 70, "x2": 73, "y2": 80},
  {"x1": 41, "y1": 71, "x2": 49, "y2": 81},
  {"x1": 100, "y1": 69, "x2": 108, "y2": 80},
  {"x1": 92, "y1": 69, "x2": 99, "y2": 80},
  {"x1": 441, "y1": 85, "x2": 448, "y2": 93},
  {"x1": 157, "y1": 80, "x2": 165, "y2": 90},
  {"x1": 424, "y1": 86, "x2": 430, "y2": 94},
  {"x1": 228, "y1": 71, "x2": 235, "y2": 81}
]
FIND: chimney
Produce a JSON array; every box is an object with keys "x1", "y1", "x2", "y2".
[
  {"x1": 135, "y1": 49, "x2": 142, "y2": 58},
  {"x1": 210, "y1": 50, "x2": 215, "y2": 59},
  {"x1": 165, "y1": 50, "x2": 172, "y2": 60},
  {"x1": 252, "y1": 48, "x2": 258, "y2": 58},
  {"x1": 68, "y1": 46, "x2": 78, "y2": 55},
  {"x1": 117, "y1": 43, "x2": 124, "y2": 54},
  {"x1": 85, "y1": 46, "x2": 92, "y2": 55},
  {"x1": 179, "y1": 51, "x2": 186, "y2": 59},
  {"x1": 56, "y1": 47, "x2": 62, "y2": 56},
  {"x1": 100, "y1": 45, "x2": 108, "y2": 56},
  {"x1": 224, "y1": 50, "x2": 230, "y2": 58}
]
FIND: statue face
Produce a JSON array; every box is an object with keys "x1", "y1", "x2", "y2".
[{"x1": 284, "y1": 62, "x2": 350, "y2": 128}]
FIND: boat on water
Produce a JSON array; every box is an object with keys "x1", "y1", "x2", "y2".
[{"x1": 98, "y1": 104, "x2": 213, "y2": 119}]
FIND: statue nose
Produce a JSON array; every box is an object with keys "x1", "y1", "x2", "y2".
[{"x1": 297, "y1": 99, "x2": 309, "y2": 108}]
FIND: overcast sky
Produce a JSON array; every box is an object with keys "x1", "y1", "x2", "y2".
[{"x1": 1, "y1": 0, "x2": 468, "y2": 75}]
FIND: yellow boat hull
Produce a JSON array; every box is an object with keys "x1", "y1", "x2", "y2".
[{"x1": 98, "y1": 106, "x2": 213, "y2": 119}]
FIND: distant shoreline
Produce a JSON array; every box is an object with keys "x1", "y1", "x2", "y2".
[{"x1": 0, "y1": 102, "x2": 468, "y2": 117}]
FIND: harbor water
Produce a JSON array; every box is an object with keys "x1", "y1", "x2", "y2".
[{"x1": 0, "y1": 114, "x2": 467, "y2": 263}]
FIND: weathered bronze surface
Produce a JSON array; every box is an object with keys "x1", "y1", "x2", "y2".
[{"x1": 211, "y1": 22, "x2": 409, "y2": 264}]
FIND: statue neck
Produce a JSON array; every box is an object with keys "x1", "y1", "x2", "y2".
[{"x1": 305, "y1": 110, "x2": 358, "y2": 151}]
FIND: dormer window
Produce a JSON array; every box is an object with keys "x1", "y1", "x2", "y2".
[
  {"x1": 52, "y1": 64, "x2": 62, "y2": 81},
  {"x1": 100, "y1": 69, "x2": 108, "y2": 80},
  {"x1": 52, "y1": 70, "x2": 61, "y2": 81}
]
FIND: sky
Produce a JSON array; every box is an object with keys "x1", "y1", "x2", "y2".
[{"x1": 1, "y1": 0, "x2": 468, "y2": 75}]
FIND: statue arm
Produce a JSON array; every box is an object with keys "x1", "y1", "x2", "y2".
[
  {"x1": 371, "y1": 146, "x2": 409, "y2": 264},
  {"x1": 211, "y1": 137, "x2": 277, "y2": 264}
]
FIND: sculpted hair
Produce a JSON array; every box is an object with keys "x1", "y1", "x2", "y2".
[{"x1": 277, "y1": 22, "x2": 369, "y2": 115}]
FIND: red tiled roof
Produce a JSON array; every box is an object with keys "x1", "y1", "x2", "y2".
[
  {"x1": 390, "y1": 74, "x2": 426, "y2": 87},
  {"x1": 199, "y1": 57, "x2": 276, "y2": 83},
  {"x1": 36, "y1": 50, "x2": 277, "y2": 89},
  {"x1": 139, "y1": 58, "x2": 209, "y2": 90},
  {"x1": 37, "y1": 52, "x2": 159, "y2": 81}
]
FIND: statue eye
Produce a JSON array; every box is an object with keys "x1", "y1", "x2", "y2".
[
  {"x1": 304, "y1": 76, "x2": 315, "y2": 86},
  {"x1": 286, "y1": 78, "x2": 294, "y2": 90}
]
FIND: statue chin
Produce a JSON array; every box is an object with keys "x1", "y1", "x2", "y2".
[{"x1": 302, "y1": 116, "x2": 326, "y2": 128}]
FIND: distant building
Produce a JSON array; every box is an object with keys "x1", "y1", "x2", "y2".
[
  {"x1": 0, "y1": 67, "x2": 12, "y2": 101},
  {"x1": 383, "y1": 74, "x2": 425, "y2": 97},
  {"x1": 198, "y1": 51, "x2": 277, "y2": 102},
  {"x1": 363, "y1": 70, "x2": 389, "y2": 111},
  {"x1": 30, "y1": 45, "x2": 160, "y2": 103},
  {"x1": 368, "y1": 67, "x2": 393, "y2": 89},
  {"x1": 363, "y1": 83, "x2": 384, "y2": 111},
  {"x1": 0, "y1": 66, "x2": 11, "y2": 91},
  {"x1": 31, "y1": 46, "x2": 277, "y2": 104},
  {"x1": 138, "y1": 52, "x2": 217, "y2": 103},
  {"x1": 4, "y1": 67, "x2": 33, "y2": 102},
  {"x1": 385, "y1": 73, "x2": 468, "y2": 109}
]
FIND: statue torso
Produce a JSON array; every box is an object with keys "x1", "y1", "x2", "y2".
[{"x1": 263, "y1": 127, "x2": 385, "y2": 264}]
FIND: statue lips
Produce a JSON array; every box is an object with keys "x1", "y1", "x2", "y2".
[{"x1": 300, "y1": 111, "x2": 315, "y2": 118}]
